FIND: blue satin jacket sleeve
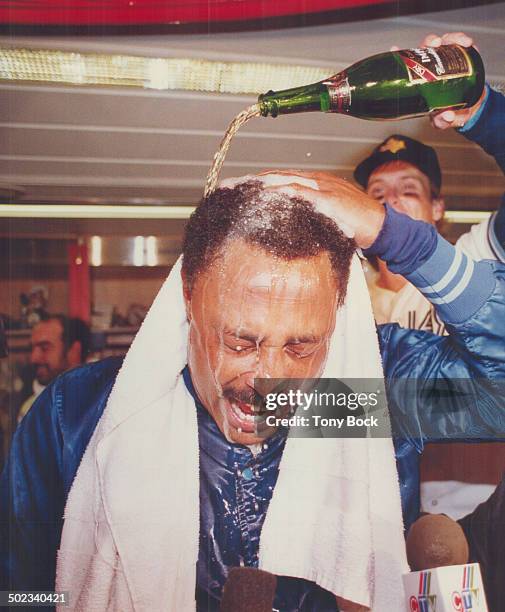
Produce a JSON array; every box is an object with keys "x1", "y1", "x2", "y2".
[
  {"x1": 378, "y1": 258, "x2": 505, "y2": 445},
  {"x1": 460, "y1": 86, "x2": 505, "y2": 260},
  {"x1": 0, "y1": 357, "x2": 121, "y2": 591},
  {"x1": 460, "y1": 86, "x2": 505, "y2": 174},
  {"x1": 0, "y1": 382, "x2": 64, "y2": 591}
]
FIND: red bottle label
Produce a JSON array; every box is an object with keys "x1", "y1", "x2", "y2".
[
  {"x1": 399, "y1": 46, "x2": 471, "y2": 84},
  {"x1": 324, "y1": 72, "x2": 352, "y2": 113}
]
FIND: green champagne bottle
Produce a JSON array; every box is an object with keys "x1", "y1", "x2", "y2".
[{"x1": 258, "y1": 45, "x2": 484, "y2": 120}]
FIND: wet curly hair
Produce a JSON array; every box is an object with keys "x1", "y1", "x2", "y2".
[{"x1": 182, "y1": 180, "x2": 356, "y2": 306}]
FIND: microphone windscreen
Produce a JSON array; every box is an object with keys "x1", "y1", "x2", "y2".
[
  {"x1": 406, "y1": 514, "x2": 469, "y2": 571},
  {"x1": 220, "y1": 567, "x2": 277, "y2": 612}
]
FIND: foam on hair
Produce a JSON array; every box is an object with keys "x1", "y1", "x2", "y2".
[{"x1": 182, "y1": 179, "x2": 355, "y2": 306}]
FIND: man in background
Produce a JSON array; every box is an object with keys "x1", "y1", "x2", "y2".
[
  {"x1": 356, "y1": 130, "x2": 504, "y2": 330},
  {"x1": 17, "y1": 314, "x2": 91, "y2": 422}
]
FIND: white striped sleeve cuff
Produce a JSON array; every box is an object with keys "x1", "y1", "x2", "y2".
[{"x1": 406, "y1": 235, "x2": 496, "y2": 324}]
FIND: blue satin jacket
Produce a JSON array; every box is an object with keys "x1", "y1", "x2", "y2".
[{"x1": 2, "y1": 258, "x2": 505, "y2": 603}]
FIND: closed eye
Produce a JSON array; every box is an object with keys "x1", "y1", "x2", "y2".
[
  {"x1": 369, "y1": 190, "x2": 385, "y2": 201},
  {"x1": 285, "y1": 342, "x2": 319, "y2": 358},
  {"x1": 224, "y1": 340, "x2": 256, "y2": 354}
]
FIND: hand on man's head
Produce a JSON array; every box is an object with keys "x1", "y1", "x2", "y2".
[{"x1": 258, "y1": 170, "x2": 385, "y2": 249}]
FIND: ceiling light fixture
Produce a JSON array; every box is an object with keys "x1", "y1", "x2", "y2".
[
  {"x1": 0, "y1": 202, "x2": 492, "y2": 223},
  {"x1": 0, "y1": 47, "x2": 331, "y2": 94},
  {"x1": 0, "y1": 203, "x2": 196, "y2": 219}
]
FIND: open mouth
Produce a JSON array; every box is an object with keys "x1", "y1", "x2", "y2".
[{"x1": 226, "y1": 398, "x2": 267, "y2": 434}]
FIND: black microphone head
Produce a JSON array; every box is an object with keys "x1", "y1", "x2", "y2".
[{"x1": 220, "y1": 567, "x2": 277, "y2": 612}]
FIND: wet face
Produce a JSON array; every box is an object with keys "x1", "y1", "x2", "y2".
[
  {"x1": 30, "y1": 319, "x2": 68, "y2": 385},
  {"x1": 184, "y1": 239, "x2": 339, "y2": 446},
  {"x1": 367, "y1": 161, "x2": 444, "y2": 224}
]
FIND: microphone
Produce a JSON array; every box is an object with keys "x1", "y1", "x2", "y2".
[
  {"x1": 406, "y1": 513, "x2": 469, "y2": 570},
  {"x1": 220, "y1": 567, "x2": 277, "y2": 612},
  {"x1": 403, "y1": 515, "x2": 488, "y2": 611}
]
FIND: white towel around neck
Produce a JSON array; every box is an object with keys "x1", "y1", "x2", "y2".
[{"x1": 56, "y1": 252, "x2": 408, "y2": 611}]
